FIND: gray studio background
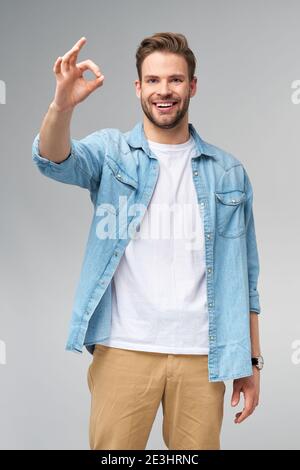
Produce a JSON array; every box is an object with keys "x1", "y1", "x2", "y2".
[{"x1": 1, "y1": 0, "x2": 299, "y2": 449}]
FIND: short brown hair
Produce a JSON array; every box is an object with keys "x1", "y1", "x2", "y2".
[{"x1": 136, "y1": 32, "x2": 196, "y2": 82}]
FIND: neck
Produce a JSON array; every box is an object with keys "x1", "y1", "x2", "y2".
[{"x1": 143, "y1": 115, "x2": 190, "y2": 144}]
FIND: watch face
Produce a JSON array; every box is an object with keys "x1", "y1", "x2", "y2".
[
  {"x1": 257, "y1": 356, "x2": 264, "y2": 369},
  {"x1": 252, "y1": 356, "x2": 264, "y2": 369}
]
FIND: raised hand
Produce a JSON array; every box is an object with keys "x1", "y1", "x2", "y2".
[{"x1": 51, "y1": 37, "x2": 104, "y2": 112}]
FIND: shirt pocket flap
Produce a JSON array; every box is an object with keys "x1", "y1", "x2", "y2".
[{"x1": 215, "y1": 190, "x2": 246, "y2": 206}]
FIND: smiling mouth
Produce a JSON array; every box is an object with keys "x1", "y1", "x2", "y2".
[{"x1": 153, "y1": 102, "x2": 178, "y2": 111}]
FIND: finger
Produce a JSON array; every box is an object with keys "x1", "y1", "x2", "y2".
[
  {"x1": 65, "y1": 37, "x2": 87, "y2": 65},
  {"x1": 61, "y1": 54, "x2": 70, "y2": 73},
  {"x1": 69, "y1": 47, "x2": 80, "y2": 67},
  {"x1": 231, "y1": 388, "x2": 241, "y2": 407},
  {"x1": 69, "y1": 37, "x2": 87, "y2": 66},
  {"x1": 61, "y1": 37, "x2": 87, "y2": 73},
  {"x1": 72, "y1": 36, "x2": 87, "y2": 51},
  {"x1": 76, "y1": 59, "x2": 102, "y2": 77},
  {"x1": 85, "y1": 75, "x2": 105, "y2": 94},
  {"x1": 53, "y1": 56, "x2": 63, "y2": 75},
  {"x1": 61, "y1": 48, "x2": 76, "y2": 72},
  {"x1": 234, "y1": 405, "x2": 254, "y2": 424},
  {"x1": 234, "y1": 395, "x2": 255, "y2": 423}
]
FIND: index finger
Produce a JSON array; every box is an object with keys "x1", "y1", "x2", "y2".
[{"x1": 235, "y1": 394, "x2": 255, "y2": 423}]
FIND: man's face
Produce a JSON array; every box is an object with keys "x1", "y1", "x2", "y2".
[{"x1": 135, "y1": 52, "x2": 197, "y2": 129}]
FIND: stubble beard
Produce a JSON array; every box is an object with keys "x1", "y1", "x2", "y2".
[{"x1": 141, "y1": 93, "x2": 191, "y2": 130}]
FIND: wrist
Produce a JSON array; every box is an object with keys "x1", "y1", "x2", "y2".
[{"x1": 49, "y1": 100, "x2": 74, "y2": 114}]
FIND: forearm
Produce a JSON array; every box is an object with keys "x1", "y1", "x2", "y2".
[
  {"x1": 250, "y1": 311, "x2": 261, "y2": 356},
  {"x1": 38, "y1": 101, "x2": 74, "y2": 163}
]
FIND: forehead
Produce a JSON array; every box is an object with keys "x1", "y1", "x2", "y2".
[{"x1": 141, "y1": 51, "x2": 188, "y2": 77}]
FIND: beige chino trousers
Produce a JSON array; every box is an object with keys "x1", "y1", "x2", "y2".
[{"x1": 87, "y1": 344, "x2": 225, "y2": 450}]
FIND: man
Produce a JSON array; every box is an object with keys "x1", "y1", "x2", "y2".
[{"x1": 32, "y1": 32, "x2": 263, "y2": 450}]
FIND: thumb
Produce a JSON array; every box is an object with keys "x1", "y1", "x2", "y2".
[{"x1": 231, "y1": 389, "x2": 240, "y2": 407}]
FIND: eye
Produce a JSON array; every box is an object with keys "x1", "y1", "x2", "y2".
[{"x1": 146, "y1": 78, "x2": 183, "y2": 83}]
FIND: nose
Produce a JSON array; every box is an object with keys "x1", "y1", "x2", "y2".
[{"x1": 157, "y1": 79, "x2": 172, "y2": 96}]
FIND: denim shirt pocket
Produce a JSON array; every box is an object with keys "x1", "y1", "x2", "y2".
[{"x1": 215, "y1": 189, "x2": 246, "y2": 238}]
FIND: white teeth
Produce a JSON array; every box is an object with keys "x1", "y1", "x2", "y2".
[{"x1": 156, "y1": 102, "x2": 175, "y2": 107}]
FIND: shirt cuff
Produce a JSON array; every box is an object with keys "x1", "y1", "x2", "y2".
[{"x1": 32, "y1": 133, "x2": 73, "y2": 170}]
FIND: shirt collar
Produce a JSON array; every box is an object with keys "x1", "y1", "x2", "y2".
[{"x1": 126, "y1": 121, "x2": 217, "y2": 159}]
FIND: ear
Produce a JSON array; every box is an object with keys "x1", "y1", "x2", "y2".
[
  {"x1": 135, "y1": 79, "x2": 141, "y2": 99},
  {"x1": 190, "y1": 76, "x2": 197, "y2": 98}
]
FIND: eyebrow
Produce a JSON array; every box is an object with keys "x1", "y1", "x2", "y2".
[{"x1": 144, "y1": 74, "x2": 185, "y2": 80}]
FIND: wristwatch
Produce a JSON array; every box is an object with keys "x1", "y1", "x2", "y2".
[{"x1": 251, "y1": 355, "x2": 264, "y2": 370}]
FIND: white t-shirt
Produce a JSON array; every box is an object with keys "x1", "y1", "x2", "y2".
[{"x1": 97, "y1": 134, "x2": 209, "y2": 354}]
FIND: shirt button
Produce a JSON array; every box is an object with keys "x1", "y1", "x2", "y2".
[
  {"x1": 200, "y1": 201, "x2": 205, "y2": 207},
  {"x1": 114, "y1": 251, "x2": 118, "y2": 257},
  {"x1": 210, "y1": 335, "x2": 215, "y2": 341},
  {"x1": 117, "y1": 173, "x2": 122, "y2": 179},
  {"x1": 193, "y1": 170, "x2": 198, "y2": 176},
  {"x1": 207, "y1": 267, "x2": 212, "y2": 274},
  {"x1": 208, "y1": 302, "x2": 213, "y2": 308},
  {"x1": 206, "y1": 233, "x2": 211, "y2": 240}
]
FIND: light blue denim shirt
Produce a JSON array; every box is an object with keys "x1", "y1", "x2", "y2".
[{"x1": 32, "y1": 121, "x2": 261, "y2": 382}]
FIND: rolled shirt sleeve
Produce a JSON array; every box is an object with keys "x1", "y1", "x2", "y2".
[
  {"x1": 244, "y1": 168, "x2": 261, "y2": 314},
  {"x1": 32, "y1": 129, "x2": 107, "y2": 192}
]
